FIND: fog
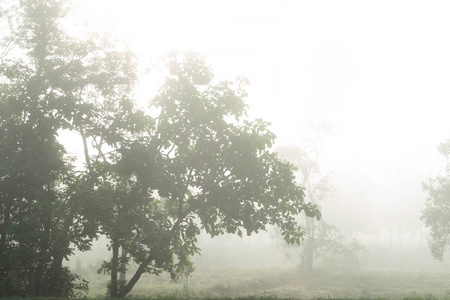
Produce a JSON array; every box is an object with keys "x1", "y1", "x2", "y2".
[
  {"x1": 65, "y1": 1, "x2": 449, "y2": 244},
  {"x1": 6, "y1": 0, "x2": 450, "y2": 298}
]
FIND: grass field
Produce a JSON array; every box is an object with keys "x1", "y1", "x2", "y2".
[
  {"x1": 81, "y1": 266, "x2": 450, "y2": 300},
  {"x1": 69, "y1": 236, "x2": 450, "y2": 300}
]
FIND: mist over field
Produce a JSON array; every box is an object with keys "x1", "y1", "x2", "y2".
[
  {"x1": 67, "y1": 0, "x2": 449, "y2": 265},
  {"x1": 2, "y1": 0, "x2": 450, "y2": 299}
]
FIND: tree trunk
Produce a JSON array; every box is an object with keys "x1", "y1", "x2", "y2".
[
  {"x1": 31, "y1": 219, "x2": 51, "y2": 297},
  {"x1": 80, "y1": 128, "x2": 91, "y2": 171},
  {"x1": 116, "y1": 214, "x2": 184, "y2": 297},
  {"x1": 49, "y1": 214, "x2": 72, "y2": 275},
  {"x1": 420, "y1": 226, "x2": 423, "y2": 246},
  {"x1": 0, "y1": 200, "x2": 11, "y2": 256},
  {"x1": 304, "y1": 216, "x2": 315, "y2": 272},
  {"x1": 117, "y1": 254, "x2": 155, "y2": 298},
  {"x1": 0, "y1": 199, "x2": 12, "y2": 295},
  {"x1": 110, "y1": 242, "x2": 119, "y2": 297},
  {"x1": 119, "y1": 246, "x2": 126, "y2": 283}
]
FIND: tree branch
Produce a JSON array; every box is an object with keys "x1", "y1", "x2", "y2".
[
  {"x1": 178, "y1": 168, "x2": 193, "y2": 220},
  {"x1": 79, "y1": 127, "x2": 91, "y2": 171}
]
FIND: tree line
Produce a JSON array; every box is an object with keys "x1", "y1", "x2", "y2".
[{"x1": 0, "y1": 0, "x2": 320, "y2": 297}]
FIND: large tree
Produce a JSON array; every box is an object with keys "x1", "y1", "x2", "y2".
[
  {"x1": 0, "y1": 0, "x2": 133, "y2": 296},
  {"x1": 87, "y1": 52, "x2": 320, "y2": 297},
  {"x1": 422, "y1": 139, "x2": 450, "y2": 261}
]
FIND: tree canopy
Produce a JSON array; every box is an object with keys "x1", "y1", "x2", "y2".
[
  {"x1": 0, "y1": 0, "x2": 320, "y2": 297},
  {"x1": 88, "y1": 51, "x2": 320, "y2": 298}
]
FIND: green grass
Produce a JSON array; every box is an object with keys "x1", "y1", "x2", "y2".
[
  {"x1": 3, "y1": 296, "x2": 450, "y2": 300},
  {"x1": 70, "y1": 266, "x2": 450, "y2": 300}
]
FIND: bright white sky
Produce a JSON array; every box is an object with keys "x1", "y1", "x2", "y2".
[{"x1": 66, "y1": 0, "x2": 450, "y2": 233}]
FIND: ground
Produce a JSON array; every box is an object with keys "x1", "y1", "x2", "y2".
[
  {"x1": 71, "y1": 235, "x2": 450, "y2": 299},
  {"x1": 82, "y1": 266, "x2": 450, "y2": 299}
]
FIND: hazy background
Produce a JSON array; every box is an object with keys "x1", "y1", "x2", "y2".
[{"x1": 61, "y1": 0, "x2": 450, "y2": 274}]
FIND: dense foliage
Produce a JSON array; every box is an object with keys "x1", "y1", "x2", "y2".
[
  {"x1": 422, "y1": 139, "x2": 450, "y2": 261},
  {"x1": 0, "y1": 0, "x2": 319, "y2": 297}
]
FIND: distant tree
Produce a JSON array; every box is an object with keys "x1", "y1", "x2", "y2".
[
  {"x1": 278, "y1": 220, "x2": 366, "y2": 271},
  {"x1": 421, "y1": 139, "x2": 450, "y2": 260},
  {"x1": 276, "y1": 122, "x2": 333, "y2": 271},
  {"x1": 276, "y1": 122, "x2": 365, "y2": 272},
  {"x1": 312, "y1": 221, "x2": 366, "y2": 268}
]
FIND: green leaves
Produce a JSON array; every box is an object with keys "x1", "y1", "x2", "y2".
[
  {"x1": 167, "y1": 51, "x2": 213, "y2": 85},
  {"x1": 146, "y1": 52, "x2": 320, "y2": 243},
  {"x1": 422, "y1": 173, "x2": 450, "y2": 261},
  {"x1": 80, "y1": 51, "x2": 320, "y2": 297},
  {"x1": 0, "y1": 0, "x2": 139, "y2": 296},
  {"x1": 1, "y1": 0, "x2": 320, "y2": 294}
]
